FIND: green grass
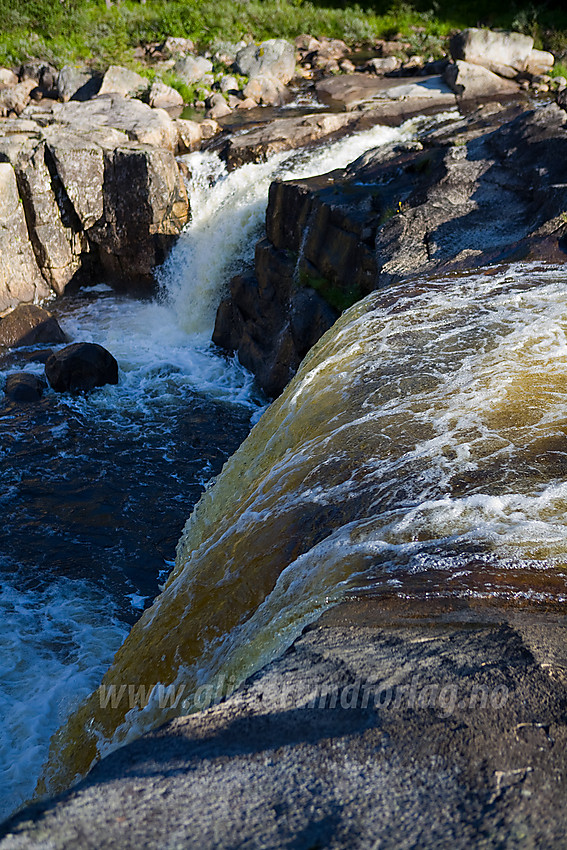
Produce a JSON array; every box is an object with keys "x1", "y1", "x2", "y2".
[{"x1": 0, "y1": 0, "x2": 566, "y2": 70}]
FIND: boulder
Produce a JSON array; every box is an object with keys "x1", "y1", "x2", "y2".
[
  {"x1": 163, "y1": 37, "x2": 195, "y2": 58},
  {"x1": 98, "y1": 65, "x2": 150, "y2": 99},
  {"x1": 235, "y1": 39, "x2": 296, "y2": 84},
  {"x1": 173, "y1": 55, "x2": 213, "y2": 86},
  {"x1": 0, "y1": 162, "x2": 49, "y2": 313},
  {"x1": 0, "y1": 304, "x2": 66, "y2": 348},
  {"x1": 525, "y1": 49, "x2": 555, "y2": 76},
  {"x1": 4, "y1": 372, "x2": 46, "y2": 401},
  {"x1": 149, "y1": 81, "x2": 184, "y2": 109},
  {"x1": 365, "y1": 56, "x2": 401, "y2": 75},
  {"x1": 0, "y1": 68, "x2": 18, "y2": 87},
  {"x1": 57, "y1": 66, "x2": 101, "y2": 102},
  {"x1": 0, "y1": 133, "x2": 84, "y2": 294},
  {"x1": 206, "y1": 100, "x2": 232, "y2": 120},
  {"x1": 45, "y1": 342, "x2": 118, "y2": 393},
  {"x1": 175, "y1": 118, "x2": 202, "y2": 153},
  {"x1": 42, "y1": 125, "x2": 189, "y2": 289},
  {"x1": 450, "y1": 28, "x2": 534, "y2": 78},
  {"x1": 243, "y1": 74, "x2": 289, "y2": 107},
  {"x1": 19, "y1": 61, "x2": 58, "y2": 94},
  {"x1": 444, "y1": 60, "x2": 520, "y2": 99},
  {"x1": 0, "y1": 79, "x2": 36, "y2": 116},
  {"x1": 50, "y1": 95, "x2": 179, "y2": 151},
  {"x1": 220, "y1": 75, "x2": 239, "y2": 93},
  {"x1": 315, "y1": 74, "x2": 455, "y2": 111}
]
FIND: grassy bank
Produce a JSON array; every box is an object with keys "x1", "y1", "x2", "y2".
[{"x1": 0, "y1": 0, "x2": 566, "y2": 70}]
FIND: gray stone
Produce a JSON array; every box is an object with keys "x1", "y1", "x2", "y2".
[
  {"x1": 206, "y1": 100, "x2": 232, "y2": 120},
  {"x1": 525, "y1": 48, "x2": 555, "y2": 76},
  {"x1": 444, "y1": 60, "x2": 520, "y2": 99},
  {"x1": 98, "y1": 65, "x2": 150, "y2": 99},
  {"x1": 0, "y1": 304, "x2": 65, "y2": 347},
  {"x1": 163, "y1": 36, "x2": 195, "y2": 57},
  {"x1": 450, "y1": 27, "x2": 534, "y2": 78},
  {"x1": 173, "y1": 55, "x2": 213, "y2": 85},
  {"x1": 235, "y1": 39, "x2": 296, "y2": 84},
  {"x1": 0, "y1": 162, "x2": 49, "y2": 313},
  {"x1": 149, "y1": 80, "x2": 184, "y2": 109},
  {"x1": 220, "y1": 75, "x2": 239, "y2": 93},
  {"x1": 0, "y1": 79, "x2": 36, "y2": 116},
  {"x1": 174, "y1": 118, "x2": 202, "y2": 153},
  {"x1": 51, "y1": 95, "x2": 179, "y2": 151},
  {"x1": 0, "y1": 133, "x2": 83, "y2": 294},
  {"x1": 0, "y1": 68, "x2": 17, "y2": 87},
  {"x1": 365, "y1": 56, "x2": 401, "y2": 75},
  {"x1": 56, "y1": 65, "x2": 100, "y2": 102},
  {"x1": 86, "y1": 143, "x2": 189, "y2": 288},
  {"x1": 243, "y1": 74, "x2": 289, "y2": 107}
]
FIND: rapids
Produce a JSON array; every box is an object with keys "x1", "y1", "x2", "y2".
[
  {"x1": 40, "y1": 262, "x2": 567, "y2": 797},
  {"x1": 1, "y1": 115, "x2": 434, "y2": 820}
]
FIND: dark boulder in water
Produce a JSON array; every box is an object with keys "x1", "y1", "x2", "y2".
[
  {"x1": 0, "y1": 305, "x2": 66, "y2": 348},
  {"x1": 45, "y1": 342, "x2": 118, "y2": 393},
  {"x1": 4, "y1": 372, "x2": 46, "y2": 402}
]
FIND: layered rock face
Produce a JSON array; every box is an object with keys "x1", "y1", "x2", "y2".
[
  {"x1": 215, "y1": 102, "x2": 567, "y2": 396},
  {"x1": 0, "y1": 100, "x2": 189, "y2": 312}
]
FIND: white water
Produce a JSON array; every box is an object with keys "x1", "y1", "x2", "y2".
[
  {"x1": 159, "y1": 115, "x2": 438, "y2": 334},
  {"x1": 0, "y1": 574, "x2": 128, "y2": 821},
  {"x1": 0, "y1": 116, "x2": 430, "y2": 823}
]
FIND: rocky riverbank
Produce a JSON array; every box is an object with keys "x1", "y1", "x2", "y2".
[
  {"x1": 0, "y1": 26, "x2": 562, "y2": 317},
  {"x1": 1, "y1": 25, "x2": 567, "y2": 850}
]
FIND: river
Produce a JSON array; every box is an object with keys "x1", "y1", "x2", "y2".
[{"x1": 2, "y1": 113, "x2": 567, "y2": 818}]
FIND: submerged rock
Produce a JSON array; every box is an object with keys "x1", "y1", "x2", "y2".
[
  {"x1": 4, "y1": 371, "x2": 46, "y2": 402},
  {"x1": 0, "y1": 305, "x2": 66, "y2": 348},
  {"x1": 45, "y1": 342, "x2": 118, "y2": 393}
]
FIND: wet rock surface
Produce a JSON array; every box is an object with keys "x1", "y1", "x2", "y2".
[
  {"x1": 2, "y1": 599, "x2": 565, "y2": 849},
  {"x1": 45, "y1": 342, "x2": 118, "y2": 393},
  {"x1": 214, "y1": 101, "x2": 567, "y2": 396},
  {"x1": 3, "y1": 372, "x2": 46, "y2": 402},
  {"x1": 0, "y1": 305, "x2": 66, "y2": 348}
]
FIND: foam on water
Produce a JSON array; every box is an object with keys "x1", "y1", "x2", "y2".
[{"x1": 0, "y1": 572, "x2": 128, "y2": 822}]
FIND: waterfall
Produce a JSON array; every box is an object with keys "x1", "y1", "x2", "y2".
[
  {"x1": 39, "y1": 261, "x2": 567, "y2": 798},
  {"x1": 1, "y1": 114, "x2": 442, "y2": 822},
  {"x1": 157, "y1": 117, "x2": 435, "y2": 336}
]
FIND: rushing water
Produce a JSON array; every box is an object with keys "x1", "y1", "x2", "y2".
[
  {"x1": 40, "y1": 262, "x2": 567, "y2": 799},
  {"x1": 0, "y1": 117, "x2": 428, "y2": 822}
]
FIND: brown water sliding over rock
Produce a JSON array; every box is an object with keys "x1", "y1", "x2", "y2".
[{"x1": 36, "y1": 264, "x2": 567, "y2": 801}]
